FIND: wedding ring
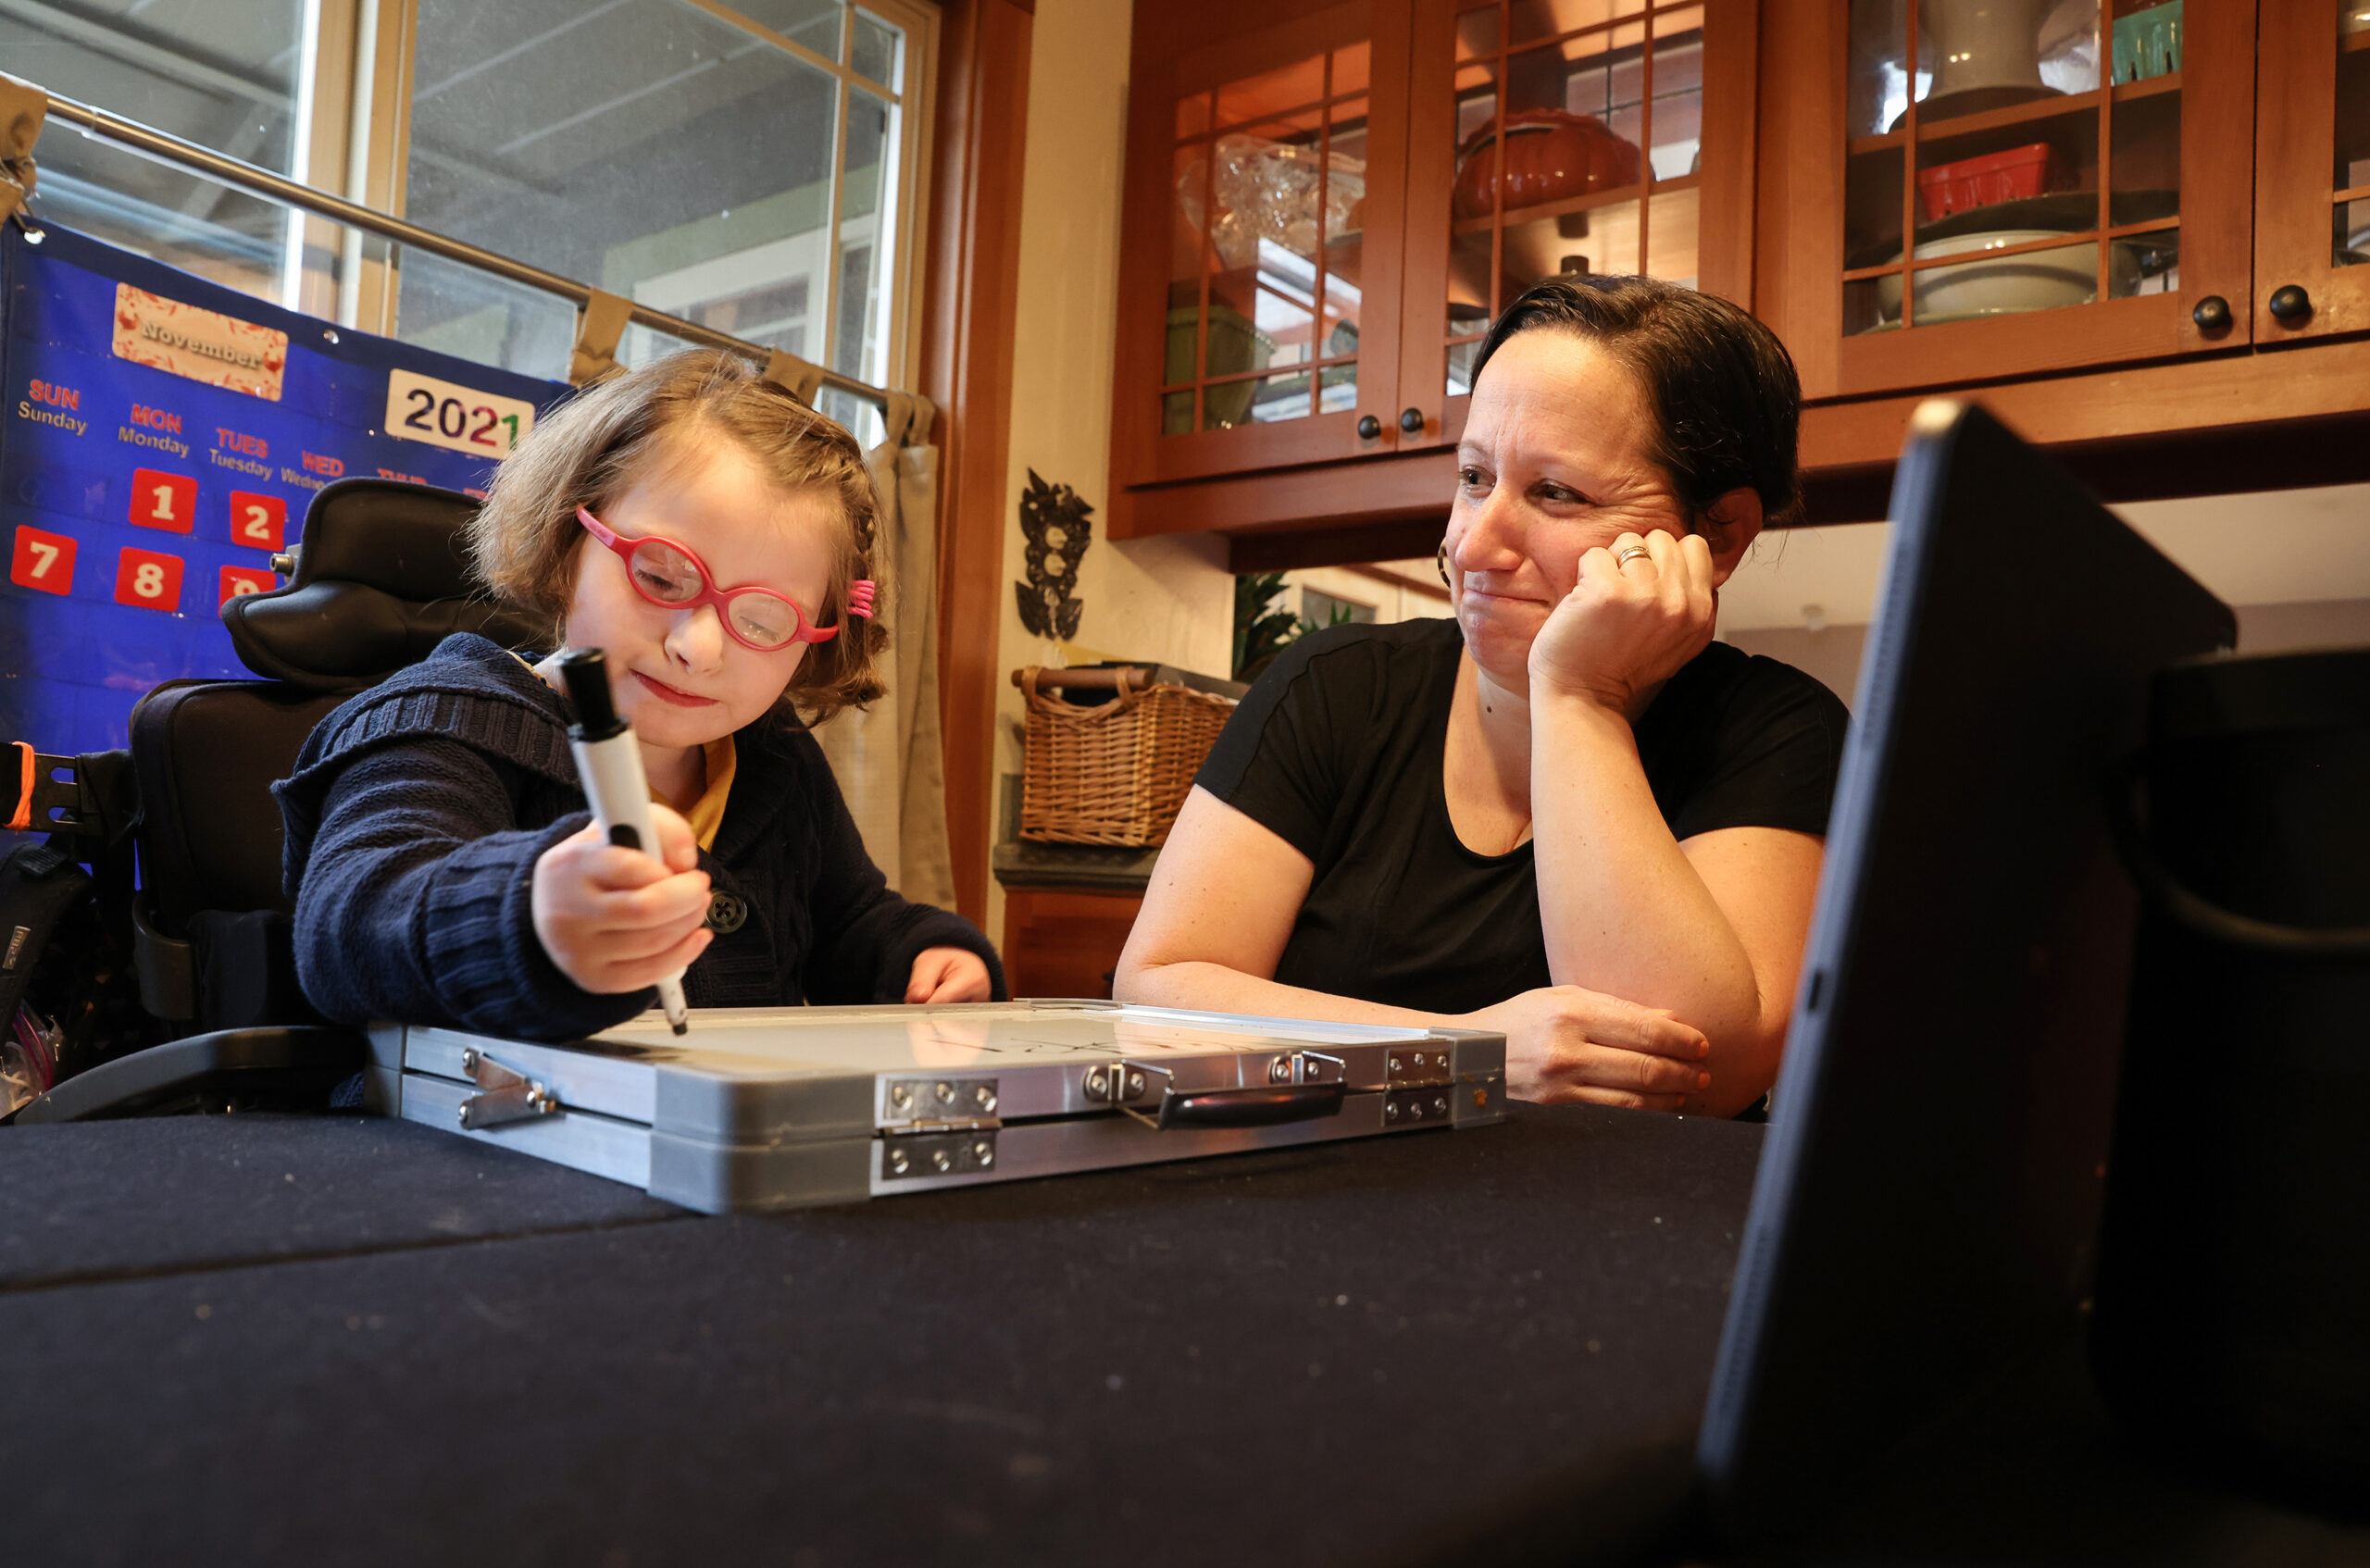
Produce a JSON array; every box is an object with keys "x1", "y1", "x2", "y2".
[{"x1": 1615, "y1": 544, "x2": 1653, "y2": 567}]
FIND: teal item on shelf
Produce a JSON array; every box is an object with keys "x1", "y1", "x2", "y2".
[{"x1": 2111, "y1": 1, "x2": 2181, "y2": 84}]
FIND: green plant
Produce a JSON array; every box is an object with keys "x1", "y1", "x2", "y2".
[{"x1": 1232, "y1": 571, "x2": 1304, "y2": 683}]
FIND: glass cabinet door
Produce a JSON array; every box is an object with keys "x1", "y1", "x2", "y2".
[
  {"x1": 1778, "y1": 0, "x2": 2255, "y2": 399},
  {"x1": 1118, "y1": 1, "x2": 1416, "y2": 484},
  {"x1": 1396, "y1": 0, "x2": 1751, "y2": 446},
  {"x1": 2252, "y1": 0, "x2": 2370, "y2": 341}
]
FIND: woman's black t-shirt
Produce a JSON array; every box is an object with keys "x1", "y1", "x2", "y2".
[{"x1": 1193, "y1": 617, "x2": 1850, "y2": 1015}]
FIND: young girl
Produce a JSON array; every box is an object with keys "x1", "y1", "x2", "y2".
[{"x1": 276, "y1": 351, "x2": 1001, "y2": 1041}]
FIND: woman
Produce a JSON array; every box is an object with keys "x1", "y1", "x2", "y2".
[{"x1": 1114, "y1": 277, "x2": 1846, "y2": 1116}]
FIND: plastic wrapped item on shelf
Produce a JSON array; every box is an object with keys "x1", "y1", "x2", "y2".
[{"x1": 1177, "y1": 134, "x2": 1366, "y2": 271}]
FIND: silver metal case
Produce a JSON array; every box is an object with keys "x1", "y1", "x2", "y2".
[{"x1": 368, "y1": 1002, "x2": 1507, "y2": 1213}]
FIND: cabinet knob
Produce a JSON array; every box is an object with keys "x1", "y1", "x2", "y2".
[
  {"x1": 2190, "y1": 295, "x2": 2231, "y2": 332},
  {"x1": 1399, "y1": 407, "x2": 1426, "y2": 434},
  {"x1": 2267, "y1": 284, "x2": 2313, "y2": 323},
  {"x1": 1356, "y1": 413, "x2": 1381, "y2": 440}
]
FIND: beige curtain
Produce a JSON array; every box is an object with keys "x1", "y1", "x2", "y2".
[{"x1": 813, "y1": 390, "x2": 958, "y2": 908}]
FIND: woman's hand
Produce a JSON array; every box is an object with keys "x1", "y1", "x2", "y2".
[
  {"x1": 906, "y1": 946, "x2": 992, "y2": 1003},
  {"x1": 1528, "y1": 528, "x2": 1719, "y2": 716},
  {"x1": 1460, "y1": 984, "x2": 1711, "y2": 1110},
  {"x1": 531, "y1": 807, "x2": 714, "y2": 995}
]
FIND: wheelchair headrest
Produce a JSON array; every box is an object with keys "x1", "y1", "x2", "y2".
[{"x1": 220, "y1": 478, "x2": 550, "y2": 692}]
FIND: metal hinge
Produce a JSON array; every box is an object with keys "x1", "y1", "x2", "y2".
[
  {"x1": 1386, "y1": 1047, "x2": 1455, "y2": 1088},
  {"x1": 883, "y1": 1076, "x2": 999, "y2": 1124},
  {"x1": 456, "y1": 1047, "x2": 560, "y2": 1130},
  {"x1": 881, "y1": 1128, "x2": 998, "y2": 1180}
]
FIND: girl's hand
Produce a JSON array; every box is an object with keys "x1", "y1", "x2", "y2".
[
  {"x1": 531, "y1": 806, "x2": 714, "y2": 995},
  {"x1": 905, "y1": 947, "x2": 992, "y2": 1003},
  {"x1": 1459, "y1": 985, "x2": 1711, "y2": 1110},
  {"x1": 1528, "y1": 529, "x2": 1719, "y2": 716}
]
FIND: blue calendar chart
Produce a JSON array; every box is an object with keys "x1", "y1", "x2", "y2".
[{"x1": 1, "y1": 221, "x2": 572, "y2": 760}]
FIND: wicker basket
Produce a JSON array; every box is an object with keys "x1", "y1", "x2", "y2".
[{"x1": 1012, "y1": 666, "x2": 1238, "y2": 847}]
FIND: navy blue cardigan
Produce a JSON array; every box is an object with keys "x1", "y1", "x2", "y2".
[{"x1": 275, "y1": 634, "x2": 1004, "y2": 1040}]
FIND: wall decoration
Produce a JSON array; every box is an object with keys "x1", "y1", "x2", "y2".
[
  {"x1": 2, "y1": 221, "x2": 572, "y2": 760},
  {"x1": 1015, "y1": 467, "x2": 1091, "y2": 642}
]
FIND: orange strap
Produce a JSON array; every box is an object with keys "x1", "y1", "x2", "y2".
[{"x1": 6, "y1": 741, "x2": 31, "y2": 832}]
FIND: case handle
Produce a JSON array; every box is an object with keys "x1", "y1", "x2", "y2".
[{"x1": 1153, "y1": 1081, "x2": 1346, "y2": 1130}]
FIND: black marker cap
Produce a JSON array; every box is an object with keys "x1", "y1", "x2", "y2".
[{"x1": 558, "y1": 649, "x2": 627, "y2": 742}]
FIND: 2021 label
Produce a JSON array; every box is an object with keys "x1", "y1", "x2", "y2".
[{"x1": 383, "y1": 369, "x2": 536, "y2": 459}]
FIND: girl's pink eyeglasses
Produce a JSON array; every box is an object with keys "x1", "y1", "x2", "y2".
[{"x1": 576, "y1": 506, "x2": 874, "y2": 652}]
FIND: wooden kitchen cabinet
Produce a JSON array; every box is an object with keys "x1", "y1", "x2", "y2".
[
  {"x1": 1756, "y1": 0, "x2": 2259, "y2": 400},
  {"x1": 1108, "y1": 0, "x2": 2370, "y2": 562},
  {"x1": 1111, "y1": 0, "x2": 1761, "y2": 548}
]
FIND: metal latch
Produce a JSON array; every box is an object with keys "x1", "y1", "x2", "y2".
[{"x1": 456, "y1": 1047, "x2": 560, "y2": 1130}]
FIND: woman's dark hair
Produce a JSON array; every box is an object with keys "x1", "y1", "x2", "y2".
[{"x1": 1467, "y1": 275, "x2": 1804, "y2": 529}]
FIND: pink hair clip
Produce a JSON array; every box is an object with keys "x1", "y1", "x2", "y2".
[{"x1": 847, "y1": 579, "x2": 878, "y2": 620}]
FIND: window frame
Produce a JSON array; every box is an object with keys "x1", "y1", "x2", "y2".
[{"x1": 309, "y1": 0, "x2": 941, "y2": 394}]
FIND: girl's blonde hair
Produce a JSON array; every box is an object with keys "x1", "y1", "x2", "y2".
[{"x1": 469, "y1": 348, "x2": 887, "y2": 720}]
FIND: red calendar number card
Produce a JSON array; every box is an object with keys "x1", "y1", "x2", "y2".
[
  {"x1": 115, "y1": 546, "x2": 185, "y2": 613},
  {"x1": 229, "y1": 491, "x2": 285, "y2": 551},
  {"x1": 130, "y1": 468, "x2": 198, "y2": 533},
  {"x1": 10, "y1": 525, "x2": 78, "y2": 596},
  {"x1": 218, "y1": 565, "x2": 277, "y2": 605}
]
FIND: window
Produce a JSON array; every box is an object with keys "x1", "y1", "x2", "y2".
[
  {"x1": 394, "y1": 0, "x2": 929, "y2": 441},
  {"x1": 6, "y1": 0, "x2": 936, "y2": 434},
  {"x1": 1, "y1": 0, "x2": 309, "y2": 298}
]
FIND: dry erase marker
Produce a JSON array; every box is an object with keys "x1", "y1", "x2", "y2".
[{"x1": 559, "y1": 649, "x2": 692, "y2": 1037}]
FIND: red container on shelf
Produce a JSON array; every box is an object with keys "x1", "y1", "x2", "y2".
[{"x1": 1916, "y1": 143, "x2": 2062, "y2": 222}]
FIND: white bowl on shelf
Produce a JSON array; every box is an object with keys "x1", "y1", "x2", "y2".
[{"x1": 1875, "y1": 229, "x2": 2135, "y2": 320}]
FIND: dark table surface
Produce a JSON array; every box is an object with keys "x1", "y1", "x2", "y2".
[{"x1": 6, "y1": 1104, "x2": 2364, "y2": 1567}]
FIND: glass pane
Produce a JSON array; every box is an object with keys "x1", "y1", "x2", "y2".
[
  {"x1": 817, "y1": 384, "x2": 886, "y2": 452},
  {"x1": 1510, "y1": 1, "x2": 1631, "y2": 49},
  {"x1": 408, "y1": 0, "x2": 853, "y2": 381},
  {"x1": 1178, "y1": 91, "x2": 1213, "y2": 140},
  {"x1": 2110, "y1": 227, "x2": 2179, "y2": 297},
  {"x1": 2108, "y1": 0, "x2": 2178, "y2": 84},
  {"x1": 737, "y1": 0, "x2": 843, "y2": 60},
  {"x1": 1843, "y1": 143, "x2": 1906, "y2": 274},
  {"x1": 1446, "y1": 338, "x2": 1483, "y2": 398},
  {"x1": 1921, "y1": 0, "x2": 2097, "y2": 122},
  {"x1": 1212, "y1": 367, "x2": 1322, "y2": 428},
  {"x1": 2111, "y1": 86, "x2": 2181, "y2": 206},
  {"x1": 853, "y1": 8, "x2": 904, "y2": 89},
  {"x1": 1883, "y1": 232, "x2": 2104, "y2": 324},
  {"x1": 2339, "y1": 0, "x2": 2370, "y2": 263},
  {"x1": 1847, "y1": 0, "x2": 1917, "y2": 137},
  {"x1": 2038, "y1": 0, "x2": 2102, "y2": 96},
  {"x1": 1452, "y1": 56, "x2": 1502, "y2": 224},
  {"x1": 1650, "y1": 7, "x2": 1704, "y2": 180},
  {"x1": 1547, "y1": 27, "x2": 1648, "y2": 179},
  {"x1": 835, "y1": 87, "x2": 895, "y2": 385},
  {"x1": 1317, "y1": 361, "x2": 1358, "y2": 415},
  {"x1": 1170, "y1": 143, "x2": 1209, "y2": 385},
  {"x1": 391, "y1": 248, "x2": 577, "y2": 380},
  {"x1": 1163, "y1": 390, "x2": 1196, "y2": 436},
  {"x1": 1457, "y1": 5, "x2": 1502, "y2": 60},
  {"x1": 3, "y1": 0, "x2": 305, "y2": 302},
  {"x1": 1333, "y1": 41, "x2": 1372, "y2": 96},
  {"x1": 1503, "y1": 196, "x2": 1640, "y2": 293},
  {"x1": 1216, "y1": 54, "x2": 1326, "y2": 129},
  {"x1": 1915, "y1": 107, "x2": 2099, "y2": 227},
  {"x1": 1448, "y1": 228, "x2": 1498, "y2": 335},
  {"x1": 1322, "y1": 96, "x2": 1369, "y2": 362},
  {"x1": 1647, "y1": 186, "x2": 1699, "y2": 285}
]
